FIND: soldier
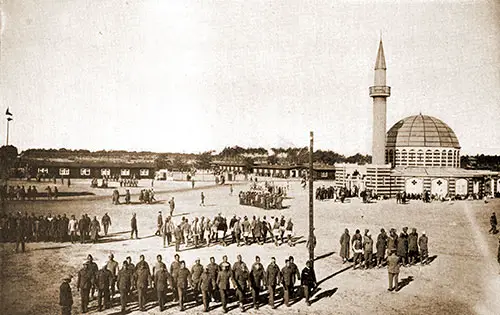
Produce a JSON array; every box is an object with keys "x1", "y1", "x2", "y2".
[
  {"x1": 174, "y1": 224, "x2": 183, "y2": 252},
  {"x1": 101, "y1": 213, "x2": 111, "y2": 236},
  {"x1": 153, "y1": 254, "x2": 167, "y2": 276},
  {"x1": 418, "y1": 231, "x2": 429, "y2": 264},
  {"x1": 219, "y1": 255, "x2": 232, "y2": 274},
  {"x1": 387, "y1": 249, "x2": 400, "y2": 291},
  {"x1": 250, "y1": 256, "x2": 265, "y2": 309},
  {"x1": 207, "y1": 257, "x2": 219, "y2": 302},
  {"x1": 154, "y1": 264, "x2": 171, "y2": 311},
  {"x1": 169, "y1": 197, "x2": 175, "y2": 217},
  {"x1": 397, "y1": 227, "x2": 409, "y2": 266},
  {"x1": 352, "y1": 237, "x2": 363, "y2": 269},
  {"x1": 125, "y1": 189, "x2": 131, "y2": 204},
  {"x1": 301, "y1": 260, "x2": 317, "y2": 306},
  {"x1": 163, "y1": 216, "x2": 175, "y2": 248},
  {"x1": 217, "y1": 263, "x2": 231, "y2": 313},
  {"x1": 106, "y1": 253, "x2": 119, "y2": 297},
  {"x1": 134, "y1": 255, "x2": 151, "y2": 311},
  {"x1": 192, "y1": 217, "x2": 202, "y2": 248},
  {"x1": 200, "y1": 266, "x2": 211, "y2": 312},
  {"x1": 77, "y1": 262, "x2": 92, "y2": 313},
  {"x1": 489, "y1": 212, "x2": 497, "y2": 234},
  {"x1": 363, "y1": 232, "x2": 374, "y2": 269},
  {"x1": 117, "y1": 261, "x2": 132, "y2": 313},
  {"x1": 387, "y1": 228, "x2": 398, "y2": 254},
  {"x1": 87, "y1": 255, "x2": 99, "y2": 300},
  {"x1": 78, "y1": 215, "x2": 87, "y2": 244},
  {"x1": 155, "y1": 211, "x2": 163, "y2": 236},
  {"x1": 59, "y1": 275, "x2": 73, "y2": 315},
  {"x1": 170, "y1": 254, "x2": 181, "y2": 301},
  {"x1": 288, "y1": 256, "x2": 301, "y2": 299},
  {"x1": 376, "y1": 228, "x2": 388, "y2": 268},
  {"x1": 177, "y1": 260, "x2": 192, "y2": 311},
  {"x1": 90, "y1": 216, "x2": 100, "y2": 243},
  {"x1": 340, "y1": 228, "x2": 350, "y2": 264},
  {"x1": 281, "y1": 259, "x2": 295, "y2": 307},
  {"x1": 200, "y1": 192, "x2": 205, "y2": 206},
  {"x1": 408, "y1": 228, "x2": 419, "y2": 265},
  {"x1": 68, "y1": 215, "x2": 78, "y2": 244},
  {"x1": 191, "y1": 258, "x2": 204, "y2": 304},
  {"x1": 130, "y1": 213, "x2": 138, "y2": 239},
  {"x1": 14, "y1": 212, "x2": 26, "y2": 253},
  {"x1": 232, "y1": 254, "x2": 247, "y2": 278},
  {"x1": 233, "y1": 259, "x2": 250, "y2": 311},
  {"x1": 266, "y1": 257, "x2": 281, "y2": 309},
  {"x1": 96, "y1": 264, "x2": 113, "y2": 311}
]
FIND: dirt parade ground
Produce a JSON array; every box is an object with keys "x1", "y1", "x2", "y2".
[{"x1": 1, "y1": 178, "x2": 500, "y2": 315}]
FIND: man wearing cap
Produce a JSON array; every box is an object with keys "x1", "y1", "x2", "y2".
[
  {"x1": 130, "y1": 213, "x2": 138, "y2": 239},
  {"x1": 418, "y1": 231, "x2": 429, "y2": 264},
  {"x1": 96, "y1": 264, "x2": 113, "y2": 311},
  {"x1": 170, "y1": 254, "x2": 181, "y2": 301},
  {"x1": 363, "y1": 232, "x2": 374, "y2": 269},
  {"x1": 135, "y1": 255, "x2": 151, "y2": 311},
  {"x1": 199, "y1": 266, "x2": 211, "y2": 312},
  {"x1": 87, "y1": 255, "x2": 99, "y2": 300},
  {"x1": 106, "y1": 254, "x2": 119, "y2": 297},
  {"x1": 191, "y1": 258, "x2": 204, "y2": 303},
  {"x1": 192, "y1": 217, "x2": 202, "y2": 248},
  {"x1": 288, "y1": 256, "x2": 301, "y2": 299},
  {"x1": 206, "y1": 257, "x2": 219, "y2": 302},
  {"x1": 387, "y1": 249, "x2": 400, "y2": 292},
  {"x1": 250, "y1": 256, "x2": 265, "y2": 309},
  {"x1": 154, "y1": 264, "x2": 171, "y2": 311},
  {"x1": 59, "y1": 275, "x2": 73, "y2": 315},
  {"x1": 177, "y1": 260, "x2": 192, "y2": 311},
  {"x1": 266, "y1": 257, "x2": 281, "y2": 309},
  {"x1": 77, "y1": 262, "x2": 92, "y2": 313},
  {"x1": 117, "y1": 261, "x2": 132, "y2": 313},
  {"x1": 281, "y1": 259, "x2": 296, "y2": 307},
  {"x1": 232, "y1": 260, "x2": 250, "y2": 311},
  {"x1": 155, "y1": 211, "x2": 163, "y2": 236},
  {"x1": 301, "y1": 260, "x2": 316, "y2": 306},
  {"x1": 217, "y1": 263, "x2": 231, "y2": 313},
  {"x1": 397, "y1": 227, "x2": 409, "y2": 267},
  {"x1": 163, "y1": 216, "x2": 175, "y2": 247},
  {"x1": 408, "y1": 228, "x2": 419, "y2": 265}
]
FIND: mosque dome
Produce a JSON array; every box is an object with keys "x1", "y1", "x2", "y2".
[
  {"x1": 386, "y1": 114, "x2": 460, "y2": 149},
  {"x1": 385, "y1": 114, "x2": 461, "y2": 168}
]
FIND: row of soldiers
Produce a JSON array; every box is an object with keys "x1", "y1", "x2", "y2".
[
  {"x1": 65, "y1": 253, "x2": 317, "y2": 314},
  {"x1": 0, "y1": 212, "x2": 113, "y2": 248},
  {"x1": 238, "y1": 190, "x2": 285, "y2": 209},
  {"x1": 155, "y1": 212, "x2": 296, "y2": 250},
  {"x1": 339, "y1": 227, "x2": 430, "y2": 269}
]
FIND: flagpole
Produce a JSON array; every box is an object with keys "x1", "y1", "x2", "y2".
[{"x1": 6, "y1": 118, "x2": 9, "y2": 146}]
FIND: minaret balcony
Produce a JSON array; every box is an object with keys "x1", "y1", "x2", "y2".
[{"x1": 369, "y1": 86, "x2": 391, "y2": 97}]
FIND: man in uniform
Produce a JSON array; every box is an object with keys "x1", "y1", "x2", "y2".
[
  {"x1": 387, "y1": 249, "x2": 400, "y2": 292},
  {"x1": 217, "y1": 263, "x2": 231, "y2": 313},
  {"x1": 301, "y1": 260, "x2": 317, "y2": 306},
  {"x1": 191, "y1": 258, "x2": 204, "y2": 304},
  {"x1": 489, "y1": 212, "x2": 497, "y2": 234},
  {"x1": 155, "y1": 211, "x2": 163, "y2": 236},
  {"x1": 169, "y1": 197, "x2": 175, "y2": 217},
  {"x1": 177, "y1": 261, "x2": 192, "y2": 311},
  {"x1": 125, "y1": 189, "x2": 131, "y2": 204},
  {"x1": 266, "y1": 257, "x2": 281, "y2": 309},
  {"x1": 207, "y1": 257, "x2": 219, "y2": 302},
  {"x1": 106, "y1": 253, "x2": 119, "y2": 297},
  {"x1": 250, "y1": 256, "x2": 265, "y2": 309},
  {"x1": 363, "y1": 232, "x2": 374, "y2": 269},
  {"x1": 281, "y1": 259, "x2": 295, "y2": 307},
  {"x1": 14, "y1": 212, "x2": 26, "y2": 253},
  {"x1": 86, "y1": 255, "x2": 99, "y2": 300},
  {"x1": 170, "y1": 254, "x2": 181, "y2": 302},
  {"x1": 130, "y1": 213, "x2": 138, "y2": 239},
  {"x1": 408, "y1": 228, "x2": 419, "y2": 265},
  {"x1": 134, "y1": 256, "x2": 151, "y2": 311},
  {"x1": 117, "y1": 260, "x2": 132, "y2": 313},
  {"x1": 397, "y1": 227, "x2": 409, "y2": 267},
  {"x1": 288, "y1": 256, "x2": 301, "y2": 300},
  {"x1": 96, "y1": 264, "x2": 113, "y2": 311},
  {"x1": 199, "y1": 266, "x2": 211, "y2": 312},
  {"x1": 154, "y1": 264, "x2": 171, "y2": 311},
  {"x1": 339, "y1": 228, "x2": 350, "y2": 264},
  {"x1": 418, "y1": 231, "x2": 429, "y2": 264},
  {"x1": 59, "y1": 275, "x2": 73, "y2": 315},
  {"x1": 77, "y1": 262, "x2": 92, "y2": 313},
  {"x1": 101, "y1": 213, "x2": 111, "y2": 236},
  {"x1": 233, "y1": 259, "x2": 250, "y2": 311},
  {"x1": 152, "y1": 254, "x2": 167, "y2": 276}
]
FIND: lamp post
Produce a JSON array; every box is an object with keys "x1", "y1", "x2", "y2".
[{"x1": 308, "y1": 131, "x2": 314, "y2": 265}]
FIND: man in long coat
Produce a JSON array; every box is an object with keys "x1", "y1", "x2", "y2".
[
  {"x1": 135, "y1": 257, "x2": 151, "y2": 311},
  {"x1": 217, "y1": 264, "x2": 231, "y2": 313},
  {"x1": 250, "y1": 256, "x2": 265, "y2": 310},
  {"x1": 418, "y1": 231, "x2": 429, "y2": 264},
  {"x1": 96, "y1": 264, "x2": 113, "y2": 311},
  {"x1": 266, "y1": 257, "x2": 281, "y2": 309},
  {"x1": 340, "y1": 229, "x2": 350, "y2": 264},
  {"x1": 117, "y1": 261, "x2": 132, "y2": 313},
  {"x1": 59, "y1": 275, "x2": 73, "y2": 315},
  {"x1": 408, "y1": 228, "x2": 419, "y2": 265},
  {"x1": 77, "y1": 262, "x2": 92, "y2": 313},
  {"x1": 397, "y1": 227, "x2": 409, "y2": 266},
  {"x1": 376, "y1": 229, "x2": 388, "y2": 267},
  {"x1": 154, "y1": 264, "x2": 171, "y2": 311}
]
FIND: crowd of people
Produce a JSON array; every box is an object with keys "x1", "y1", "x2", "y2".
[
  {"x1": 339, "y1": 227, "x2": 430, "y2": 271},
  {"x1": 61, "y1": 253, "x2": 317, "y2": 314},
  {"x1": 238, "y1": 182, "x2": 288, "y2": 210},
  {"x1": 0, "y1": 211, "x2": 114, "y2": 250},
  {"x1": 0, "y1": 184, "x2": 65, "y2": 201},
  {"x1": 315, "y1": 185, "x2": 348, "y2": 202},
  {"x1": 150, "y1": 212, "x2": 298, "y2": 251}
]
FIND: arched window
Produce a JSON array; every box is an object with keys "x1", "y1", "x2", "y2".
[
  {"x1": 401, "y1": 149, "x2": 408, "y2": 166},
  {"x1": 441, "y1": 150, "x2": 447, "y2": 166},
  {"x1": 409, "y1": 149, "x2": 416, "y2": 166},
  {"x1": 425, "y1": 150, "x2": 432, "y2": 167},
  {"x1": 395, "y1": 149, "x2": 401, "y2": 166},
  {"x1": 417, "y1": 150, "x2": 424, "y2": 166},
  {"x1": 434, "y1": 150, "x2": 440, "y2": 167}
]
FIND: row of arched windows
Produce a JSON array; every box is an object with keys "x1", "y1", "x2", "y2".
[{"x1": 386, "y1": 148, "x2": 460, "y2": 168}]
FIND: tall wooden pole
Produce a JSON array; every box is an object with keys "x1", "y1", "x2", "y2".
[
  {"x1": 308, "y1": 131, "x2": 314, "y2": 264},
  {"x1": 6, "y1": 119, "x2": 9, "y2": 146}
]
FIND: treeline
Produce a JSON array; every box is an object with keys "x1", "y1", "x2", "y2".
[{"x1": 461, "y1": 155, "x2": 500, "y2": 171}]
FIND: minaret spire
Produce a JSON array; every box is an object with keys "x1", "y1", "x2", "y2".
[{"x1": 375, "y1": 39, "x2": 386, "y2": 70}]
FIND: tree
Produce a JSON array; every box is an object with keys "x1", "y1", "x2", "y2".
[
  {"x1": 243, "y1": 157, "x2": 255, "y2": 174},
  {"x1": 0, "y1": 145, "x2": 19, "y2": 180},
  {"x1": 196, "y1": 151, "x2": 214, "y2": 170}
]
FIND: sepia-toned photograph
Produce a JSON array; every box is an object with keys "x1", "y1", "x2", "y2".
[{"x1": 0, "y1": 1, "x2": 499, "y2": 314}]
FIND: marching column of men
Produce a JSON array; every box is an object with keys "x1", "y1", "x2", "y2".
[{"x1": 66, "y1": 253, "x2": 317, "y2": 314}]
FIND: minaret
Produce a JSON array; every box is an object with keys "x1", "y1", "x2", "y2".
[{"x1": 369, "y1": 39, "x2": 391, "y2": 165}]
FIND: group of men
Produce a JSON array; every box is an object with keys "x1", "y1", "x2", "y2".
[
  {"x1": 238, "y1": 190, "x2": 285, "y2": 209},
  {"x1": 315, "y1": 185, "x2": 347, "y2": 202},
  {"x1": 0, "y1": 211, "x2": 114, "y2": 250},
  {"x1": 1, "y1": 185, "x2": 42, "y2": 201},
  {"x1": 138, "y1": 189, "x2": 156, "y2": 204},
  {"x1": 63, "y1": 253, "x2": 317, "y2": 314},
  {"x1": 111, "y1": 189, "x2": 131, "y2": 205},
  {"x1": 153, "y1": 212, "x2": 297, "y2": 251},
  {"x1": 339, "y1": 227, "x2": 430, "y2": 269}
]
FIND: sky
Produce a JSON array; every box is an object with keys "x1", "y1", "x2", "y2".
[{"x1": 0, "y1": 0, "x2": 499, "y2": 155}]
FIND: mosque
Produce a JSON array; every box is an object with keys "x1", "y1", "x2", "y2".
[{"x1": 334, "y1": 40, "x2": 499, "y2": 199}]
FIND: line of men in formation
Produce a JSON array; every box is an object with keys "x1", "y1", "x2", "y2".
[
  {"x1": 62, "y1": 253, "x2": 317, "y2": 314},
  {"x1": 339, "y1": 227, "x2": 430, "y2": 269},
  {"x1": 0, "y1": 185, "x2": 65, "y2": 201},
  {"x1": 152, "y1": 212, "x2": 296, "y2": 250},
  {"x1": 238, "y1": 181, "x2": 288, "y2": 209},
  {"x1": 315, "y1": 185, "x2": 348, "y2": 202},
  {"x1": 0, "y1": 212, "x2": 114, "y2": 250}
]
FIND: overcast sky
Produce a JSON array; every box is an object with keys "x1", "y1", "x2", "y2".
[{"x1": 0, "y1": 0, "x2": 499, "y2": 155}]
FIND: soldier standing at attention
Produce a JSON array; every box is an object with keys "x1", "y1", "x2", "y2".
[
  {"x1": 170, "y1": 254, "x2": 181, "y2": 302},
  {"x1": 59, "y1": 275, "x2": 73, "y2": 315},
  {"x1": 77, "y1": 262, "x2": 92, "y2": 313},
  {"x1": 266, "y1": 257, "x2": 281, "y2": 309},
  {"x1": 301, "y1": 260, "x2": 317, "y2": 306},
  {"x1": 191, "y1": 258, "x2": 204, "y2": 304},
  {"x1": 217, "y1": 264, "x2": 231, "y2": 313},
  {"x1": 130, "y1": 213, "x2": 138, "y2": 239},
  {"x1": 154, "y1": 264, "x2": 171, "y2": 311},
  {"x1": 363, "y1": 232, "x2": 374, "y2": 269},
  {"x1": 117, "y1": 261, "x2": 132, "y2": 314},
  {"x1": 387, "y1": 249, "x2": 400, "y2": 292},
  {"x1": 177, "y1": 261, "x2": 192, "y2": 311},
  {"x1": 250, "y1": 256, "x2": 265, "y2": 310},
  {"x1": 408, "y1": 228, "x2": 419, "y2": 265},
  {"x1": 96, "y1": 264, "x2": 113, "y2": 311},
  {"x1": 199, "y1": 266, "x2": 211, "y2": 312},
  {"x1": 106, "y1": 254, "x2": 119, "y2": 297},
  {"x1": 125, "y1": 189, "x2": 131, "y2": 204}
]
